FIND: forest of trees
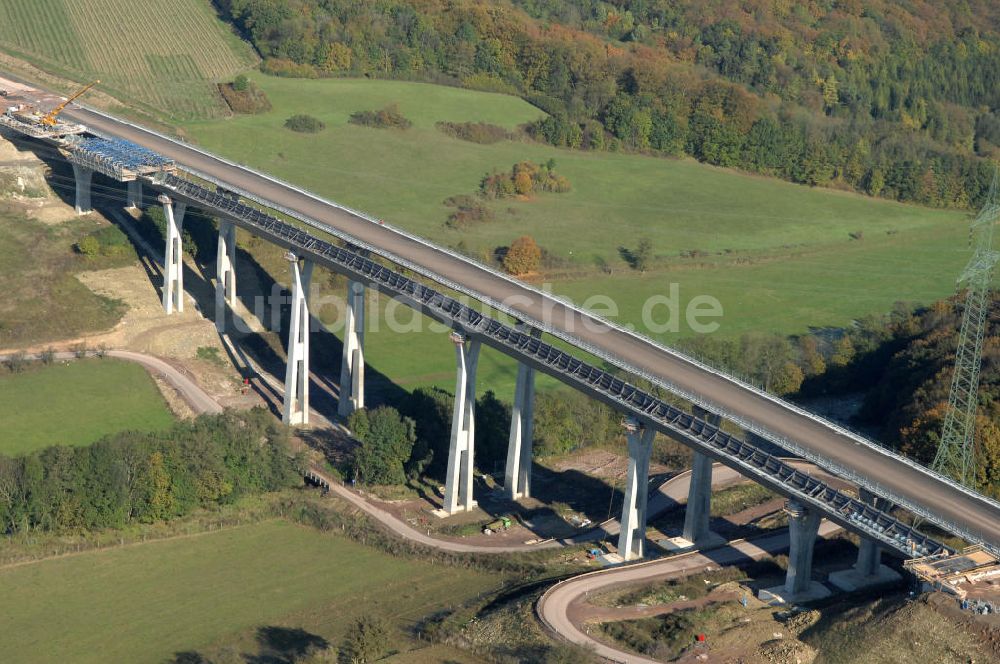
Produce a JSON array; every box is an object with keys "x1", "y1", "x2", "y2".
[
  {"x1": 0, "y1": 409, "x2": 302, "y2": 534},
  {"x1": 216, "y1": 0, "x2": 1000, "y2": 207},
  {"x1": 679, "y1": 294, "x2": 1000, "y2": 498},
  {"x1": 817, "y1": 293, "x2": 1000, "y2": 497}
]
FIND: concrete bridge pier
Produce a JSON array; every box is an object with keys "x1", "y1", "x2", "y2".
[
  {"x1": 126, "y1": 179, "x2": 143, "y2": 210},
  {"x1": 504, "y1": 358, "x2": 536, "y2": 501},
  {"x1": 618, "y1": 418, "x2": 655, "y2": 560},
  {"x1": 763, "y1": 499, "x2": 830, "y2": 602},
  {"x1": 72, "y1": 163, "x2": 92, "y2": 215},
  {"x1": 829, "y1": 489, "x2": 902, "y2": 591},
  {"x1": 338, "y1": 280, "x2": 365, "y2": 418},
  {"x1": 680, "y1": 407, "x2": 726, "y2": 550},
  {"x1": 283, "y1": 254, "x2": 313, "y2": 425},
  {"x1": 158, "y1": 195, "x2": 187, "y2": 314},
  {"x1": 442, "y1": 333, "x2": 480, "y2": 514},
  {"x1": 215, "y1": 220, "x2": 237, "y2": 329}
]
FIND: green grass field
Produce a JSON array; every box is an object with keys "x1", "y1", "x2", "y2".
[
  {"x1": 0, "y1": 210, "x2": 129, "y2": 348},
  {"x1": 0, "y1": 0, "x2": 256, "y2": 119},
  {"x1": 181, "y1": 75, "x2": 970, "y2": 392},
  {"x1": 0, "y1": 358, "x2": 174, "y2": 454},
  {"x1": 0, "y1": 520, "x2": 494, "y2": 663},
  {"x1": 184, "y1": 75, "x2": 966, "y2": 270}
]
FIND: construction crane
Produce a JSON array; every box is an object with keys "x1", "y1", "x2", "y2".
[
  {"x1": 931, "y1": 165, "x2": 1000, "y2": 488},
  {"x1": 40, "y1": 79, "x2": 99, "y2": 126}
]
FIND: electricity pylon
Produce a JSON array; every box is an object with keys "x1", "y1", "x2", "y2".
[{"x1": 932, "y1": 166, "x2": 1000, "y2": 488}]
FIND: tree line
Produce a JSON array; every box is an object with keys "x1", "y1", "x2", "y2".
[
  {"x1": 216, "y1": 0, "x2": 1000, "y2": 208},
  {"x1": 0, "y1": 409, "x2": 302, "y2": 534}
]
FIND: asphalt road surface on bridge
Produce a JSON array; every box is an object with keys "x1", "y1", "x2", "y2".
[{"x1": 59, "y1": 104, "x2": 1000, "y2": 550}]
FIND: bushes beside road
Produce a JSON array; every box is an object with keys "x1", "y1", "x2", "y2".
[{"x1": 0, "y1": 408, "x2": 302, "y2": 534}]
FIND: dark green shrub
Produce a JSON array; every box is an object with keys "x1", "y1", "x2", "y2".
[
  {"x1": 285, "y1": 114, "x2": 326, "y2": 133},
  {"x1": 349, "y1": 104, "x2": 412, "y2": 129},
  {"x1": 436, "y1": 121, "x2": 510, "y2": 144}
]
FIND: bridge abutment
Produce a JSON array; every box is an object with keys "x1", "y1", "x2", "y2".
[
  {"x1": 72, "y1": 163, "x2": 92, "y2": 215},
  {"x1": 283, "y1": 255, "x2": 313, "y2": 426},
  {"x1": 126, "y1": 179, "x2": 143, "y2": 210},
  {"x1": 215, "y1": 220, "x2": 237, "y2": 329},
  {"x1": 158, "y1": 195, "x2": 186, "y2": 314},
  {"x1": 442, "y1": 333, "x2": 480, "y2": 514},
  {"x1": 618, "y1": 418, "x2": 655, "y2": 560},
  {"x1": 338, "y1": 280, "x2": 366, "y2": 418},
  {"x1": 504, "y1": 335, "x2": 536, "y2": 500}
]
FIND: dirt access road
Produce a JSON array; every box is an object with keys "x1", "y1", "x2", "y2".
[{"x1": 7, "y1": 347, "x2": 838, "y2": 663}]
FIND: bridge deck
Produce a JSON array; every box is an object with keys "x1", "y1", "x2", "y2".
[
  {"x1": 157, "y1": 172, "x2": 945, "y2": 557},
  {"x1": 42, "y1": 103, "x2": 998, "y2": 553}
]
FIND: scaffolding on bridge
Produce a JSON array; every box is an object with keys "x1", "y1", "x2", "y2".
[
  {"x1": 64, "y1": 135, "x2": 175, "y2": 181},
  {"x1": 156, "y1": 170, "x2": 955, "y2": 558}
]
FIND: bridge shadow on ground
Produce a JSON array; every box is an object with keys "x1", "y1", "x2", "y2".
[
  {"x1": 19, "y1": 134, "x2": 657, "y2": 547},
  {"x1": 440, "y1": 465, "x2": 634, "y2": 543},
  {"x1": 19, "y1": 132, "x2": 405, "y2": 423}
]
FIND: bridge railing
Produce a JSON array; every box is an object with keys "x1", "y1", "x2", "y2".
[
  {"x1": 85, "y1": 104, "x2": 1000, "y2": 531},
  {"x1": 156, "y1": 171, "x2": 956, "y2": 557}
]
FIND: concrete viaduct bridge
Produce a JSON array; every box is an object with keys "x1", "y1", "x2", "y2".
[{"x1": 4, "y1": 86, "x2": 999, "y2": 601}]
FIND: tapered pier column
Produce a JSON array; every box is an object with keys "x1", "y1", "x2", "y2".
[
  {"x1": 158, "y1": 195, "x2": 187, "y2": 314},
  {"x1": 618, "y1": 418, "x2": 655, "y2": 560},
  {"x1": 283, "y1": 253, "x2": 313, "y2": 426},
  {"x1": 682, "y1": 408, "x2": 724, "y2": 547},
  {"x1": 760, "y1": 499, "x2": 830, "y2": 602},
  {"x1": 504, "y1": 359, "x2": 536, "y2": 500},
  {"x1": 338, "y1": 280, "x2": 365, "y2": 418},
  {"x1": 215, "y1": 220, "x2": 237, "y2": 329},
  {"x1": 126, "y1": 179, "x2": 143, "y2": 209},
  {"x1": 72, "y1": 163, "x2": 92, "y2": 215},
  {"x1": 443, "y1": 332, "x2": 480, "y2": 514},
  {"x1": 784, "y1": 499, "x2": 820, "y2": 594},
  {"x1": 683, "y1": 452, "x2": 714, "y2": 542}
]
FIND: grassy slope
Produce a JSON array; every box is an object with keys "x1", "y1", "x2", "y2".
[
  {"x1": 184, "y1": 75, "x2": 963, "y2": 265},
  {"x1": 182, "y1": 75, "x2": 969, "y2": 393},
  {"x1": 0, "y1": 209, "x2": 128, "y2": 348},
  {"x1": 0, "y1": 0, "x2": 256, "y2": 119},
  {"x1": 0, "y1": 520, "x2": 493, "y2": 663},
  {"x1": 0, "y1": 359, "x2": 174, "y2": 454}
]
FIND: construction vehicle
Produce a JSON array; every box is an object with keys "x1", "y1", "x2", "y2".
[
  {"x1": 482, "y1": 515, "x2": 513, "y2": 535},
  {"x1": 41, "y1": 79, "x2": 99, "y2": 126},
  {"x1": 7, "y1": 79, "x2": 98, "y2": 128}
]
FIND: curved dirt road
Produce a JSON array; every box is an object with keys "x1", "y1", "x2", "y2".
[
  {"x1": 307, "y1": 460, "x2": 831, "y2": 554},
  {"x1": 4, "y1": 348, "x2": 835, "y2": 662},
  {"x1": 0, "y1": 350, "x2": 221, "y2": 415},
  {"x1": 537, "y1": 521, "x2": 842, "y2": 664}
]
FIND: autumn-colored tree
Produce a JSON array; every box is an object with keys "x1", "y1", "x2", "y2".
[
  {"x1": 772, "y1": 362, "x2": 805, "y2": 395},
  {"x1": 514, "y1": 170, "x2": 533, "y2": 195},
  {"x1": 829, "y1": 336, "x2": 856, "y2": 368},
  {"x1": 503, "y1": 235, "x2": 542, "y2": 275},
  {"x1": 798, "y1": 336, "x2": 826, "y2": 376},
  {"x1": 142, "y1": 451, "x2": 175, "y2": 522}
]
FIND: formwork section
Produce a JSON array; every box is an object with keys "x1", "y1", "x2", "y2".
[{"x1": 64, "y1": 136, "x2": 175, "y2": 181}]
